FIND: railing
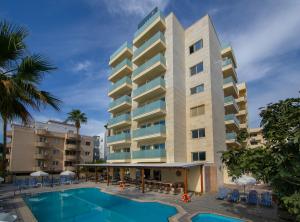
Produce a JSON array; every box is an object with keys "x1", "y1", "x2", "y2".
[
  {"x1": 226, "y1": 132, "x2": 238, "y2": 140},
  {"x1": 134, "y1": 10, "x2": 165, "y2": 38},
  {"x1": 107, "y1": 152, "x2": 131, "y2": 160},
  {"x1": 133, "y1": 125, "x2": 166, "y2": 138},
  {"x1": 109, "y1": 95, "x2": 131, "y2": 110},
  {"x1": 133, "y1": 32, "x2": 165, "y2": 58},
  {"x1": 223, "y1": 76, "x2": 236, "y2": 84},
  {"x1": 108, "y1": 113, "x2": 131, "y2": 126},
  {"x1": 132, "y1": 149, "x2": 166, "y2": 159},
  {"x1": 110, "y1": 42, "x2": 132, "y2": 62},
  {"x1": 224, "y1": 114, "x2": 240, "y2": 125},
  {"x1": 107, "y1": 133, "x2": 131, "y2": 143},
  {"x1": 132, "y1": 53, "x2": 166, "y2": 78},
  {"x1": 132, "y1": 77, "x2": 165, "y2": 98},
  {"x1": 109, "y1": 76, "x2": 132, "y2": 93},
  {"x1": 224, "y1": 96, "x2": 236, "y2": 104},
  {"x1": 132, "y1": 100, "x2": 165, "y2": 118},
  {"x1": 110, "y1": 59, "x2": 132, "y2": 77},
  {"x1": 222, "y1": 58, "x2": 233, "y2": 67}
]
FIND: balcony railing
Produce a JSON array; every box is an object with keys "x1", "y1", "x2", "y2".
[
  {"x1": 132, "y1": 149, "x2": 166, "y2": 159},
  {"x1": 133, "y1": 125, "x2": 166, "y2": 139},
  {"x1": 110, "y1": 59, "x2": 132, "y2": 77},
  {"x1": 226, "y1": 132, "x2": 238, "y2": 140},
  {"x1": 132, "y1": 77, "x2": 165, "y2": 98},
  {"x1": 224, "y1": 114, "x2": 240, "y2": 125},
  {"x1": 224, "y1": 96, "x2": 236, "y2": 104},
  {"x1": 107, "y1": 133, "x2": 131, "y2": 144},
  {"x1": 108, "y1": 113, "x2": 131, "y2": 126},
  {"x1": 133, "y1": 32, "x2": 165, "y2": 58},
  {"x1": 107, "y1": 152, "x2": 131, "y2": 160},
  {"x1": 134, "y1": 9, "x2": 165, "y2": 38},
  {"x1": 109, "y1": 76, "x2": 132, "y2": 93},
  {"x1": 223, "y1": 76, "x2": 236, "y2": 85},
  {"x1": 132, "y1": 100, "x2": 165, "y2": 118},
  {"x1": 110, "y1": 42, "x2": 132, "y2": 62},
  {"x1": 222, "y1": 58, "x2": 233, "y2": 67},
  {"x1": 109, "y1": 95, "x2": 131, "y2": 110},
  {"x1": 132, "y1": 54, "x2": 166, "y2": 78}
]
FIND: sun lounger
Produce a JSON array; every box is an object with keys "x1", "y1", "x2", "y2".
[
  {"x1": 216, "y1": 187, "x2": 230, "y2": 200},
  {"x1": 228, "y1": 189, "x2": 240, "y2": 202},
  {"x1": 0, "y1": 212, "x2": 17, "y2": 222},
  {"x1": 247, "y1": 190, "x2": 258, "y2": 205},
  {"x1": 260, "y1": 192, "x2": 272, "y2": 207}
]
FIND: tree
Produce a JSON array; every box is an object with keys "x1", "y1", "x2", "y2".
[
  {"x1": 222, "y1": 97, "x2": 300, "y2": 220},
  {"x1": 65, "y1": 109, "x2": 87, "y2": 177},
  {"x1": 0, "y1": 20, "x2": 61, "y2": 177}
]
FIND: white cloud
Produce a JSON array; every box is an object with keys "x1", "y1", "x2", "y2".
[
  {"x1": 72, "y1": 60, "x2": 92, "y2": 72},
  {"x1": 225, "y1": 1, "x2": 300, "y2": 82},
  {"x1": 102, "y1": 0, "x2": 169, "y2": 16}
]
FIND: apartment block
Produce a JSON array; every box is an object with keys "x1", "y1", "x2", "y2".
[
  {"x1": 248, "y1": 128, "x2": 265, "y2": 148},
  {"x1": 93, "y1": 135, "x2": 107, "y2": 161},
  {"x1": 106, "y1": 8, "x2": 248, "y2": 191},
  {"x1": 6, "y1": 120, "x2": 93, "y2": 174}
]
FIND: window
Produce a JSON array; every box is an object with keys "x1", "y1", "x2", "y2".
[
  {"x1": 153, "y1": 143, "x2": 165, "y2": 149},
  {"x1": 189, "y1": 39, "x2": 203, "y2": 54},
  {"x1": 85, "y1": 141, "x2": 91, "y2": 146},
  {"x1": 191, "y1": 128, "x2": 205, "y2": 139},
  {"x1": 190, "y1": 62, "x2": 203, "y2": 76},
  {"x1": 140, "y1": 145, "x2": 151, "y2": 150},
  {"x1": 52, "y1": 149, "x2": 58, "y2": 155},
  {"x1": 190, "y1": 105, "x2": 205, "y2": 117},
  {"x1": 192, "y1": 152, "x2": 206, "y2": 161},
  {"x1": 85, "y1": 152, "x2": 90, "y2": 156},
  {"x1": 154, "y1": 120, "x2": 165, "y2": 126},
  {"x1": 190, "y1": 84, "x2": 204, "y2": 95},
  {"x1": 52, "y1": 161, "x2": 58, "y2": 166}
]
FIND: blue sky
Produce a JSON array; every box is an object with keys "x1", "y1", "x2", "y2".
[{"x1": 1, "y1": 0, "x2": 299, "y2": 138}]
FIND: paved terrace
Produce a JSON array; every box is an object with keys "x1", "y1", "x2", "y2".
[{"x1": 0, "y1": 182, "x2": 282, "y2": 222}]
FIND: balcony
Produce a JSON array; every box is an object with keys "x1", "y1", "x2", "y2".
[
  {"x1": 222, "y1": 58, "x2": 237, "y2": 81},
  {"x1": 132, "y1": 77, "x2": 165, "y2": 102},
  {"x1": 64, "y1": 166, "x2": 76, "y2": 171},
  {"x1": 236, "y1": 96, "x2": 247, "y2": 104},
  {"x1": 65, "y1": 155, "x2": 77, "y2": 161},
  {"x1": 107, "y1": 152, "x2": 131, "y2": 163},
  {"x1": 132, "y1": 100, "x2": 166, "y2": 121},
  {"x1": 36, "y1": 129, "x2": 47, "y2": 135},
  {"x1": 237, "y1": 109, "x2": 247, "y2": 117},
  {"x1": 132, "y1": 125, "x2": 166, "y2": 141},
  {"x1": 224, "y1": 96, "x2": 238, "y2": 114},
  {"x1": 107, "y1": 133, "x2": 131, "y2": 146},
  {"x1": 226, "y1": 132, "x2": 240, "y2": 148},
  {"x1": 224, "y1": 114, "x2": 240, "y2": 131},
  {"x1": 35, "y1": 141, "x2": 48, "y2": 148},
  {"x1": 132, "y1": 149, "x2": 166, "y2": 162},
  {"x1": 34, "y1": 166, "x2": 48, "y2": 171},
  {"x1": 133, "y1": 9, "x2": 166, "y2": 47},
  {"x1": 108, "y1": 95, "x2": 132, "y2": 113},
  {"x1": 132, "y1": 53, "x2": 166, "y2": 84},
  {"x1": 133, "y1": 32, "x2": 166, "y2": 65},
  {"x1": 239, "y1": 123, "x2": 247, "y2": 129},
  {"x1": 35, "y1": 153, "x2": 49, "y2": 159},
  {"x1": 108, "y1": 76, "x2": 132, "y2": 98},
  {"x1": 109, "y1": 59, "x2": 132, "y2": 82},
  {"x1": 223, "y1": 76, "x2": 238, "y2": 98},
  {"x1": 221, "y1": 44, "x2": 237, "y2": 68},
  {"x1": 65, "y1": 144, "x2": 78, "y2": 150},
  {"x1": 107, "y1": 113, "x2": 131, "y2": 129},
  {"x1": 109, "y1": 42, "x2": 133, "y2": 67}
]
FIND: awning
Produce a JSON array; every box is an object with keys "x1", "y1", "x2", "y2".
[{"x1": 77, "y1": 162, "x2": 205, "y2": 169}]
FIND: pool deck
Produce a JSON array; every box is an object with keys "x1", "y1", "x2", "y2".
[{"x1": 0, "y1": 182, "x2": 282, "y2": 222}]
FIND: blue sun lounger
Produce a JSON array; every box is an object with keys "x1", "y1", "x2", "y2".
[
  {"x1": 260, "y1": 192, "x2": 272, "y2": 207},
  {"x1": 228, "y1": 189, "x2": 240, "y2": 202},
  {"x1": 247, "y1": 190, "x2": 258, "y2": 205},
  {"x1": 216, "y1": 187, "x2": 230, "y2": 200}
]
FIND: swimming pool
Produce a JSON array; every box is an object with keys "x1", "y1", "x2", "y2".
[
  {"x1": 192, "y1": 213, "x2": 244, "y2": 222},
  {"x1": 24, "y1": 188, "x2": 177, "y2": 222}
]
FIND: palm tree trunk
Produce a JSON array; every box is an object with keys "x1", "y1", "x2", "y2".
[
  {"x1": 76, "y1": 127, "x2": 80, "y2": 179},
  {"x1": 2, "y1": 117, "x2": 7, "y2": 181}
]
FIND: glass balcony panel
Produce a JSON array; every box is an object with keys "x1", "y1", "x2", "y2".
[
  {"x1": 109, "y1": 76, "x2": 132, "y2": 93},
  {"x1": 110, "y1": 42, "x2": 132, "y2": 62},
  {"x1": 224, "y1": 114, "x2": 240, "y2": 125},
  {"x1": 108, "y1": 114, "x2": 131, "y2": 126},
  {"x1": 224, "y1": 96, "x2": 235, "y2": 104},
  {"x1": 132, "y1": 54, "x2": 166, "y2": 78},
  {"x1": 110, "y1": 59, "x2": 132, "y2": 77},
  {"x1": 226, "y1": 132, "x2": 237, "y2": 140},
  {"x1": 133, "y1": 125, "x2": 166, "y2": 138},
  {"x1": 108, "y1": 152, "x2": 131, "y2": 160},
  {"x1": 109, "y1": 95, "x2": 131, "y2": 110},
  {"x1": 132, "y1": 77, "x2": 165, "y2": 98},
  {"x1": 132, "y1": 100, "x2": 165, "y2": 118},
  {"x1": 107, "y1": 133, "x2": 131, "y2": 143},
  {"x1": 132, "y1": 149, "x2": 166, "y2": 159},
  {"x1": 222, "y1": 58, "x2": 233, "y2": 67},
  {"x1": 223, "y1": 76, "x2": 236, "y2": 84}
]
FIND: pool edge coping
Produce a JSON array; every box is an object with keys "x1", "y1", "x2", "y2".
[{"x1": 187, "y1": 211, "x2": 253, "y2": 222}]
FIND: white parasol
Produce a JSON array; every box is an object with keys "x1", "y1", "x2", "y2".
[
  {"x1": 60, "y1": 170, "x2": 75, "y2": 176},
  {"x1": 30, "y1": 171, "x2": 49, "y2": 177}
]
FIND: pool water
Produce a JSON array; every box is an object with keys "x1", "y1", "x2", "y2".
[
  {"x1": 24, "y1": 188, "x2": 177, "y2": 222},
  {"x1": 192, "y1": 213, "x2": 244, "y2": 222}
]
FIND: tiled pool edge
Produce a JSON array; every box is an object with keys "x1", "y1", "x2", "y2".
[
  {"x1": 15, "y1": 196, "x2": 38, "y2": 222},
  {"x1": 187, "y1": 211, "x2": 252, "y2": 222}
]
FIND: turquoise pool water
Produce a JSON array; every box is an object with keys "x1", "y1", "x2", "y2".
[
  {"x1": 24, "y1": 188, "x2": 177, "y2": 222},
  {"x1": 192, "y1": 213, "x2": 244, "y2": 222}
]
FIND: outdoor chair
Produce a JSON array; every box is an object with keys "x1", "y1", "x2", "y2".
[
  {"x1": 260, "y1": 192, "x2": 272, "y2": 207},
  {"x1": 228, "y1": 189, "x2": 240, "y2": 202},
  {"x1": 216, "y1": 187, "x2": 230, "y2": 200},
  {"x1": 247, "y1": 190, "x2": 258, "y2": 205}
]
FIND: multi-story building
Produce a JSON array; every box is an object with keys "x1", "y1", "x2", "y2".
[
  {"x1": 106, "y1": 8, "x2": 248, "y2": 191},
  {"x1": 93, "y1": 135, "x2": 107, "y2": 161},
  {"x1": 248, "y1": 128, "x2": 265, "y2": 148},
  {"x1": 6, "y1": 120, "x2": 93, "y2": 174}
]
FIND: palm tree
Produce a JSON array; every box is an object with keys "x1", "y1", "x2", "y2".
[
  {"x1": 65, "y1": 109, "x2": 87, "y2": 177},
  {"x1": 0, "y1": 20, "x2": 61, "y2": 177}
]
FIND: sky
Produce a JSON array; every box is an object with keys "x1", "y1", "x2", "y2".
[{"x1": 0, "y1": 0, "x2": 299, "y2": 138}]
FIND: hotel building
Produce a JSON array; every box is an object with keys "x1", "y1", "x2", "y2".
[
  {"x1": 248, "y1": 128, "x2": 265, "y2": 148},
  {"x1": 6, "y1": 120, "x2": 93, "y2": 174},
  {"x1": 105, "y1": 8, "x2": 248, "y2": 192}
]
